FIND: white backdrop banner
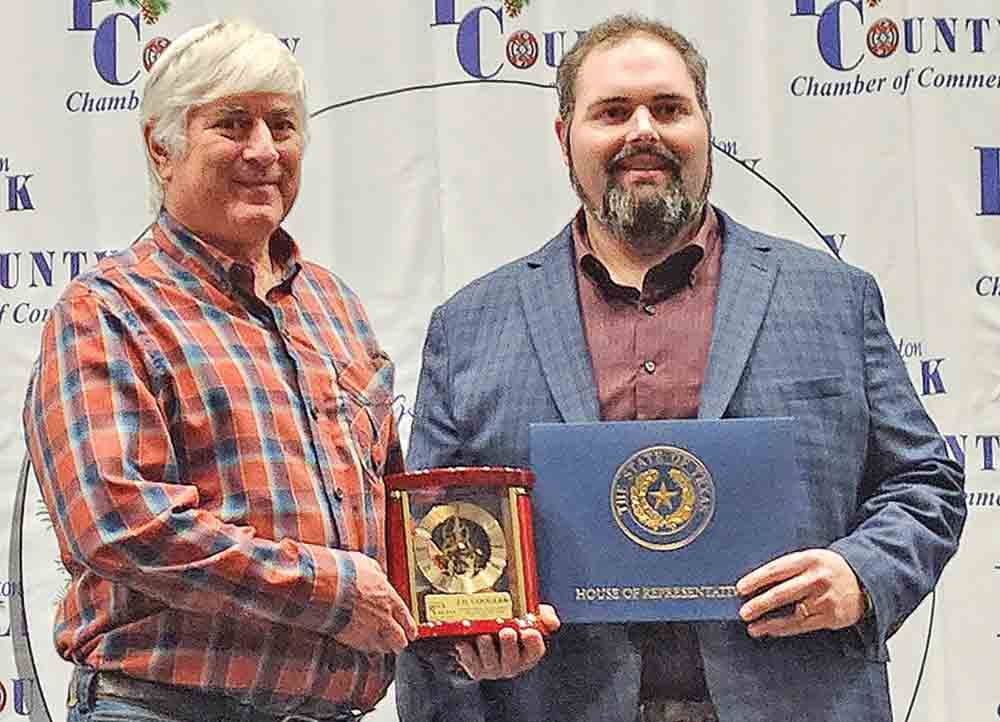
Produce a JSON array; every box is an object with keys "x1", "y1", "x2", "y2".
[{"x1": 2, "y1": 1, "x2": 997, "y2": 720}]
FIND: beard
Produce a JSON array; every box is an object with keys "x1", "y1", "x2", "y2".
[{"x1": 569, "y1": 142, "x2": 711, "y2": 251}]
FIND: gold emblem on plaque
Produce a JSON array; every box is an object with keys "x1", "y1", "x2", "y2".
[
  {"x1": 611, "y1": 446, "x2": 715, "y2": 551},
  {"x1": 413, "y1": 502, "x2": 508, "y2": 594},
  {"x1": 630, "y1": 467, "x2": 697, "y2": 533}
]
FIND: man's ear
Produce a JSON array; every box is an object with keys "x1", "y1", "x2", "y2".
[
  {"x1": 144, "y1": 124, "x2": 173, "y2": 182},
  {"x1": 554, "y1": 116, "x2": 570, "y2": 168}
]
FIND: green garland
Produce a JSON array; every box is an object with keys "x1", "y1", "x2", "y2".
[
  {"x1": 109, "y1": 1, "x2": 529, "y2": 24},
  {"x1": 503, "y1": 0, "x2": 531, "y2": 18},
  {"x1": 106, "y1": 1, "x2": 530, "y2": 25},
  {"x1": 112, "y1": 0, "x2": 171, "y2": 24}
]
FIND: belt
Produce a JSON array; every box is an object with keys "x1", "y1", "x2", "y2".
[
  {"x1": 641, "y1": 699, "x2": 719, "y2": 722},
  {"x1": 69, "y1": 668, "x2": 364, "y2": 722}
]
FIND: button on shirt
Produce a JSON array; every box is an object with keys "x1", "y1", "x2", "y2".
[
  {"x1": 574, "y1": 207, "x2": 721, "y2": 422},
  {"x1": 23, "y1": 210, "x2": 403, "y2": 716},
  {"x1": 573, "y1": 206, "x2": 723, "y2": 703}
]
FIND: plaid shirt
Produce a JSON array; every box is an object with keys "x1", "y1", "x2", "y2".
[{"x1": 23, "y1": 211, "x2": 403, "y2": 716}]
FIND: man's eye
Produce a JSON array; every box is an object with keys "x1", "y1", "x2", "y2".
[
  {"x1": 217, "y1": 117, "x2": 249, "y2": 131},
  {"x1": 600, "y1": 107, "x2": 630, "y2": 121},
  {"x1": 653, "y1": 104, "x2": 683, "y2": 120}
]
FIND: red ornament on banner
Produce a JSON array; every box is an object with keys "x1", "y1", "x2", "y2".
[
  {"x1": 867, "y1": 18, "x2": 900, "y2": 58},
  {"x1": 143, "y1": 38, "x2": 171, "y2": 72},
  {"x1": 506, "y1": 31, "x2": 540, "y2": 70}
]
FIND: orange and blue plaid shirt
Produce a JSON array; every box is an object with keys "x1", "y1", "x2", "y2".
[{"x1": 23, "y1": 210, "x2": 403, "y2": 715}]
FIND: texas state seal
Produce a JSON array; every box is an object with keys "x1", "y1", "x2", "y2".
[{"x1": 610, "y1": 445, "x2": 716, "y2": 550}]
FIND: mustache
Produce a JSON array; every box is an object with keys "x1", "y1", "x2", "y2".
[
  {"x1": 606, "y1": 144, "x2": 682, "y2": 174},
  {"x1": 235, "y1": 177, "x2": 281, "y2": 185}
]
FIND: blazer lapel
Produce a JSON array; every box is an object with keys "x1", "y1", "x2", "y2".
[
  {"x1": 518, "y1": 226, "x2": 600, "y2": 423},
  {"x1": 698, "y1": 211, "x2": 779, "y2": 419}
]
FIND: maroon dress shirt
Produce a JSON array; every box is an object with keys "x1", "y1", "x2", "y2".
[{"x1": 573, "y1": 206, "x2": 722, "y2": 703}]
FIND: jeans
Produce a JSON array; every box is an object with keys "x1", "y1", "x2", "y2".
[
  {"x1": 69, "y1": 697, "x2": 198, "y2": 722},
  {"x1": 66, "y1": 667, "x2": 362, "y2": 722}
]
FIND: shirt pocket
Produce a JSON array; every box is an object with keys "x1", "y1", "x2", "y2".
[{"x1": 336, "y1": 350, "x2": 395, "y2": 480}]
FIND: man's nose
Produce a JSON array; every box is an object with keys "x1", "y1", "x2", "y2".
[
  {"x1": 625, "y1": 106, "x2": 657, "y2": 143},
  {"x1": 243, "y1": 119, "x2": 279, "y2": 165}
]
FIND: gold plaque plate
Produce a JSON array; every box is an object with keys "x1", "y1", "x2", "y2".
[{"x1": 425, "y1": 592, "x2": 514, "y2": 622}]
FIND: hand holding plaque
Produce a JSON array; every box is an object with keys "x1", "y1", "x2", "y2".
[{"x1": 385, "y1": 467, "x2": 548, "y2": 640}]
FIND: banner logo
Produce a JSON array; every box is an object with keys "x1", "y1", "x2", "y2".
[
  {"x1": 792, "y1": 0, "x2": 996, "y2": 70},
  {"x1": 431, "y1": 0, "x2": 583, "y2": 80},
  {"x1": 789, "y1": 1, "x2": 999, "y2": 98},
  {"x1": 65, "y1": 0, "x2": 172, "y2": 113},
  {"x1": 68, "y1": 0, "x2": 172, "y2": 86},
  {"x1": 66, "y1": 2, "x2": 301, "y2": 113}
]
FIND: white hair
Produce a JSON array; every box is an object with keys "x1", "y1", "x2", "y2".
[{"x1": 140, "y1": 20, "x2": 309, "y2": 212}]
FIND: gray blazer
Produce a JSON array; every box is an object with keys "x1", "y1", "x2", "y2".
[{"x1": 395, "y1": 209, "x2": 965, "y2": 722}]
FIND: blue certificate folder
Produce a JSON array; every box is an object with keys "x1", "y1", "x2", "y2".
[{"x1": 529, "y1": 418, "x2": 805, "y2": 623}]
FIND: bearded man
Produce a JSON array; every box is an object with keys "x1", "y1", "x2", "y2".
[{"x1": 394, "y1": 12, "x2": 965, "y2": 722}]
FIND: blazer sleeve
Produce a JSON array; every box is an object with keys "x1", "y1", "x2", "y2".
[
  {"x1": 828, "y1": 274, "x2": 966, "y2": 654},
  {"x1": 407, "y1": 305, "x2": 465, "y2": 470}
]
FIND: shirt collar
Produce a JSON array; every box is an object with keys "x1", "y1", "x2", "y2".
[
  {"x1": 153, "y1": 208, "x2": 302, "y2": 296},
  {"x1": 572, "y1": 205, "x2": 719, "y2": 304}
]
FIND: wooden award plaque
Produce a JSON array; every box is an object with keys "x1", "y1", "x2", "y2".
[{"x1": 385, "y1": 467, "x2": 546, "y2": 639}]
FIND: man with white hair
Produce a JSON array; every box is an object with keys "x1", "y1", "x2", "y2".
[{"x1": 24, "y1": 20, "x2": 419, "y2": 722}]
